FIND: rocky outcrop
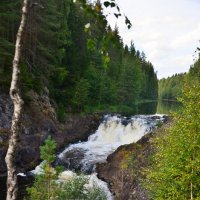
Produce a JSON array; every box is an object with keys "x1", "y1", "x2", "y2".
[
  {"x1": 0, "y1": 93, "x2": 13, "y2": 129},
  {"x1": 0, "y1": 91, "x2": 102, "y2": 176},
  {"x1": 97, "y1": 118, "x2": 172, "y2": 200}
]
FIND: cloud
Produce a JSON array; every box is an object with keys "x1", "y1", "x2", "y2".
[
  {"x1": 172, "y1": 55, "x2": 193, "y2": 69},
  {"x1": 107, "y1": 0, "x2": 200, "y2": 78},
  {"x1": 99, "y1": 0, "x2": 200, "y2": 77},
  {"x1": 171, "y1": 24, "x2": 200, "y2": 49}
]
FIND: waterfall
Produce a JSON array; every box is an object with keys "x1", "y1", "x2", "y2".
[
  {"x1": 58, "y1": 114, "x2": 164, "y2": 173},
  {"x1": 32, "y1": 114, "x2": 165, "y2": 200}
]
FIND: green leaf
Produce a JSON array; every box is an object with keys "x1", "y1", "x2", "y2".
[
  {"x1": 125, "y1": 16, "x2": 132, "y2": 28},
  {"x1": 87, "y1": 38, "x2": 96, "y2": 51},
  {"x1": 114, "y1": 13, "x2": 118, "y2": 18},
  {"x1": 104, "y1": 1, "x2": 110, "y2": 7},
  {"x1": 110, "y1": 2, "x2": 115, "y2": 7},
  {"x1": 114, "y1": 13, "x2": 121, "y2": 18}
]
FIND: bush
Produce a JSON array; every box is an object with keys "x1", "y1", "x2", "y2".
[
  {"x1": 144, "y1": 81, "x2": 200, "y2": 199},
  {"x1": 59, "y1": 175, "x2": 107, "y2": 200},
  {"x1": 26, "y1": 136, "x2": 107, "y2": 200}
]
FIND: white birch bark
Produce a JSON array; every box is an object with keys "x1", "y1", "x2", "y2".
[{"x1": 5, "y1": 1, "x2": 29, "y2": 199}]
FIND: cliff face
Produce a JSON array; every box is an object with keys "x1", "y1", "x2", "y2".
[
  {"x1": 0, "y1": 91, "x2": 102, "y2": 176},
  {"x1": 97, "y1": 118, "x2": 171, "y2": 200}
]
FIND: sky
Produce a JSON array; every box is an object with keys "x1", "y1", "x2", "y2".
[{"x1": 106, "y1": 0, "x2": 200, "y2": 79}]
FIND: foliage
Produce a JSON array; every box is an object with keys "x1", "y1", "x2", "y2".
[
  {"x1": 189, "y1": 58, "x2": 200, "y2": 81},
  {"x1": 56, "y1": 103, "x2": 66, "y2": 123},
  {"x1": 72, "y1": 78, "x2": 90, "y2": 111},
  {"x1": 0, "y1": 0, "x2": 158, "y2": 115},
  {"x1": 40, "y1": 136, "x2": 57, "y2": 163},
  {"x1": 158, "y1": 73, "x2": 186, "y2": 100},
  {"x1": 118, "y1": 57, "x2": 142, "y2": 105},
  {"x1": 27, "y1": 136, "x2": 107, "y2": 200},
  {"x1": 59, "y1": 175, "x2": 107, "y2": 200},
  {"x1": 27, "y1": 136, "x2": 62, "y2": 200},
  {"x1": 145, "y1": 80, "x2": 200, "y2": 199}
]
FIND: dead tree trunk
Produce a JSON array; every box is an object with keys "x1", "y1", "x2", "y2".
[{"x1": 5, "y1": 0, "x2": 29, "y2": 200}]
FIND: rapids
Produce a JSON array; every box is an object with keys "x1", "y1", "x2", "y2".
[
  {"x1": 30, "y1": 114, "x2": 165, "y2": 200},
  {"x1": 57, "y1": 114, "x2": 164, "y2": 173}
]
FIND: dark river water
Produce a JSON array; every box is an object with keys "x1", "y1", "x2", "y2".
[
  {"x1": 132, "y1": 100, "x2": 181, "y2": 115},
  {"x1": 0, "y1": 175, "x2": 34, "y2": 200},
  {"x1": 0, "y1": 100, "x2": 181, "y2": 200}
]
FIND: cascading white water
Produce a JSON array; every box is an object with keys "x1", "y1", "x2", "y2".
[
  {"x1": 58, "y1": 114, "x2": 164, "y2": 173},
  {"x1": 32, "y1": 114, "x2": 165, "y2": 200}
]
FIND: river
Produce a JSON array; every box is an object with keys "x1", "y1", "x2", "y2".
[{"x1": 0, "y1": 100, "x2": 179, "y2": 199}]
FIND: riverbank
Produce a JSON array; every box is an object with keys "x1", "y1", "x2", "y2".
[
  {"x1": 0, "y1": 88, "x2": 175, "y2": 200},
  {"x1": 0, "y1": 91, "x2": 102, "y2": 176},
  {"x1": 97, "y1": 116, "x2": 172, "y2": 200}
]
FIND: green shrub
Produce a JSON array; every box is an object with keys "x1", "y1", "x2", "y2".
[
  {"x1": 59, "y1": 175, "x2": 107, "y2": 200},
  {"x1": 144, "y1": 81, "x2": 200, "y2": 199},
  {"x1": 26, "y1": 136, "x2": 107, "y2": 200}
]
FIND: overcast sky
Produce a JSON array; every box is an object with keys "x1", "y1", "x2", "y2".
[{"x1": 106, "y1": 0, "x2": 200, "y2": 79}]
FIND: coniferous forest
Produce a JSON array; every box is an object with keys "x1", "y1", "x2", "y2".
[
  {"x1": 1, "y1": 1, "x2": 200, "y2": 200},
  {"x1": 0, "y1": 0, "x2": 158, "y2": 117},
  {"x1": 158, "y1": 58, "x2": 200, "y2": 101},
  {"x1": 158, "y1": 73, "x2": 186, "y2": 100}
]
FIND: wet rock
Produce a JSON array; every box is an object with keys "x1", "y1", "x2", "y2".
[
  {"x1": 97, "y1": 118, "x2": 172, "y2": 200},
  {"x1": 56, "y1": 148, "x2": 86, "y2": 171},
  {"x1": 0, "y1": 149, "x2": 7, "y2": 176},
  {"x1": 0, "y1": 90, "x2": 102, "y2": 175},
  {"x1": 0, "y1": 93, "x2": 13, "y2": 129}
]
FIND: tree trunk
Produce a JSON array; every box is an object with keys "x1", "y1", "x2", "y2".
[{"x1": 5, "y1": 0, "x2": 29, "y2": 200}]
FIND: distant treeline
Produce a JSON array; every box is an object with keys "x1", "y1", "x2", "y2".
[
  {"x1": 158, "y1": 73, "x2": 186, "y2": 100},
  {"x1": 158, "y1": 57, "x2": 200, "y2": 101},
  {"x1": 0, "y1": 0, "x2": 158, "y2": 118},
  {"x1": 189, "y1": 57, "x2": 200, "y2": 80}
]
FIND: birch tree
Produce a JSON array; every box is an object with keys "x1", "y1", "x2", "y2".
[
  {"x1": 5, "y1": 0, "x2": 29, "y2": 199},
  {"x1": 4, "y1": 1, "x2": 131, "y2": 199}
]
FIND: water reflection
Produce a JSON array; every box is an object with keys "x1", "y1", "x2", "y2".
[
  {"x1": 137, "y1": 101, "x2": 157, "y2": 114},
  {"x1": 156, "y1": 100, "x2": 181, "y2": 114},
  {"x1": 135, "y1": 100, "x2": 181, "y2": 115},
  {"x1": 119, "y1": 100, "x2": 181, "y2": 116}
]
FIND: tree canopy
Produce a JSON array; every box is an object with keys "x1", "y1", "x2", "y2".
[
  {"x1": 145, "y1": 56, "x2": 200, "y2": 199},
  {"x1": 0, "y1": 0, "x2": 158, "y2": 116}
]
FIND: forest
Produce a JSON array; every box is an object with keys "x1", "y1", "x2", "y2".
[
  {"x1": 1, "y1": 0, "x2": 200, "y2": 200},
  {"x1": 144, "y1": 55, "x2": 200, "y2": 200},
  {"x1": 0, "y1": 0, "x2": 157, "y2": 119},
  {"x1": 158, "y1": 73, "x2": 186, "y2": 100},
  {"x1": 158, "y1": 58, "x2": 200, "y2": 101}
]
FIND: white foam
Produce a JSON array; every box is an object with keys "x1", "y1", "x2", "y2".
[
  {"x1": 58, "y1": 170, "x2": 76, "y2": 181},
  {"x1": 17, "y1": 173, "x2": 26, "y2": 177},
  {"x1": 86, "y1": 173, "x2": 113, "y2": 200},
  {"x1": 58, "y1": 115, "x2": 162, "y2": 171},
  {"x1": 30, "y1": 161, "x2": 46, "y2": 175},
  {"x1": 33, "y1": 115, "x2": 164, "y2": 200}
]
